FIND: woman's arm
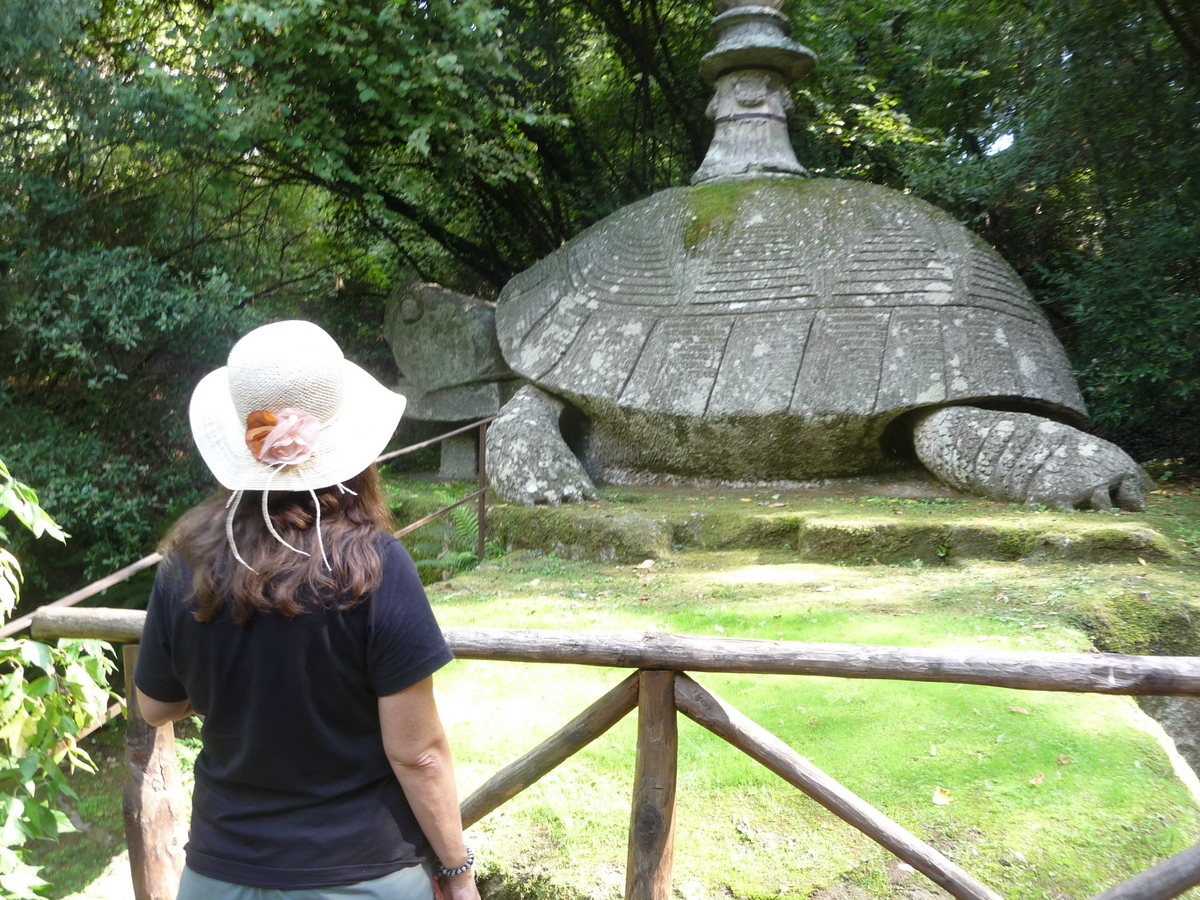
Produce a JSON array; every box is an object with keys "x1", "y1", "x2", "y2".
[
  {"x1": 379, "y1": 676, "x2": 480, "y2": 900},
  {"x1": 135, "y1": 688, "x2": 192, "y2": 728}
]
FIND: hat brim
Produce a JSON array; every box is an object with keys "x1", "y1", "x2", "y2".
[{"x1": 190, "y1": 361, "x2": 407, "y2": 491}]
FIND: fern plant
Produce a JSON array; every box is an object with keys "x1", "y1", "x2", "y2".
[{"x1": 405, "y1": 491, "x2": 481, "y2": 585}]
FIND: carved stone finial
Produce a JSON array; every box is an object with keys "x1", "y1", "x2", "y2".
[
  {"x1": 692, "y1": 3, "x2": 816, "y2": 185},
  {"x1": 713, "y1": 0, "x2": 783, "y2": 11}
]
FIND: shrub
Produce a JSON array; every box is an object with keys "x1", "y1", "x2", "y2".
[{"x1": 0, "y1": 459, "x2": 116, "y2": 900}]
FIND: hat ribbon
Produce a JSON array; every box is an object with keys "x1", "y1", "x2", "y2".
[{"x1": 223, "y1": 408, "x2": 358, "y2": 574}]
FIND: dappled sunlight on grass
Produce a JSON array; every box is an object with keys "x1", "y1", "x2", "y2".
[{"x1": 427, "y1": 547, "x2": 1200, "y2": 899}]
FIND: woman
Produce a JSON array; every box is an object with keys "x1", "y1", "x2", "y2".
[{"x1": 134, "y1": 320, "x2": 479, "y2": 900}]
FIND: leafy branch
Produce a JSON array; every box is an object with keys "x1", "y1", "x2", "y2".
[{"x1": 0, "y1": 459, "x2": 115, "y2": 900}]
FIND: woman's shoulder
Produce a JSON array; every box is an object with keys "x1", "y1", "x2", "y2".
[
  {"x1": 368, "y1": 532, "x2": 426, "y2": 601},
  {"x1": 375, "y1": 531, "x2": 416, "y2": 566},
  {"x1": 145, "y1": 553, "x2": 205, "y2": 622},
  {"x1": 154, "y1": 552, "x2": 195, "y2": 594}
]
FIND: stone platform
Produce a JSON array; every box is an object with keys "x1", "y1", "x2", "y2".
[{"x1": 481, "y1": 491, "x2": 1181, "y2": 566}]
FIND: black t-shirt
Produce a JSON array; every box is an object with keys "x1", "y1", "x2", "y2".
[{"x1": 134, "y1": 534, "x2": 454, "y2": 889}]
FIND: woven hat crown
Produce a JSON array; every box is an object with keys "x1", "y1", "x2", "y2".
[{"x1": 227, "y1": 321, "x2": 345, "y2": 422}]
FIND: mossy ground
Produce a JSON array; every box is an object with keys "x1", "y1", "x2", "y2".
[
  {"x1": 436, "y1": 541, "x2": 1200, "y2": 900},
  {"x1": 34, "y1": 478, "x2": 1200, "y2": 900},
  {"x1": 390, "y1": 474, "x2": 1198, "y2": 569}
]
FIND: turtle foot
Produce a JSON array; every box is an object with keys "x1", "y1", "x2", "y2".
[
  {"x1": 913, "y1": 407, "x2": 1146, "y2": 512},
  {"x1": 487, "y1": 386, "x2": 598, "y2": 507}
]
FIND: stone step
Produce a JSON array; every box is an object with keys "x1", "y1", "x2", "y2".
[{"x1": 484, "y1": 505, "x2": 1181, "y2": 566}]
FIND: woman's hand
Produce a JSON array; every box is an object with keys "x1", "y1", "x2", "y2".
[{"x1": 438, "y1": 871, "x2": 480, "y2": 900}]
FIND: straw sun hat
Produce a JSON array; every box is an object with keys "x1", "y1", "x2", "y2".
[{"x1": 190, "y1": 320, "x2": 407, "y2": 493}]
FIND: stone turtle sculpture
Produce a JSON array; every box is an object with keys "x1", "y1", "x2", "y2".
[{"x1": 482, "y1": 1, "x2": 1144, "y2": 511}]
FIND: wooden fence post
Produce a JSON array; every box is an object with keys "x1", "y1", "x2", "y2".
[
  {"x1": 625, "y1": 670, "x2": 678, "y2": 900},
  {"x1": 122, "y1": 645, "x2": 187, "y2": 900}
]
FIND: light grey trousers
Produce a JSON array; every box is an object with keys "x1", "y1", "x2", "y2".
[{"x1": 176, "y1": 864, "x2": 435, "y2": 900}]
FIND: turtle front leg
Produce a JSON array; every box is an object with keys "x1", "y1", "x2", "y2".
[
  {"x1": 913, "y1": 407, "x2": 1146, "y2": 511},
  {"x1": 487, "y1": 385, "x2": 598, "y2": 506}
]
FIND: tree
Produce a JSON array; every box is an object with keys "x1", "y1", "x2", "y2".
[
  {"x1": 831, "y1": 0, "x2": 1200, "y2": 460},
  {"x1": 0, "y1": 0, "x2": 345, "y2": 585}
]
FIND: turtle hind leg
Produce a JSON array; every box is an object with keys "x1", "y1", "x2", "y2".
[
  {"x1": 912, "y1": 406, "x2": 1146, "y2": 512},
  {"x1": 1114, "y1": 474, "x2": 1148, "y2": 512},
  {"x1": 486, "y1": 385, "x2": 598, "y2": 507}
]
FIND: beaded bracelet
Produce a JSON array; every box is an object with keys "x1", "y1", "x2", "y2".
[{"x1": 435, "y1": 845, "x2": 474, "y2": 878}]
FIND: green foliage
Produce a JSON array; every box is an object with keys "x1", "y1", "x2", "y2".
[
  {"x1": 0, "y1": 0, "x2": 283, "y2": 586},
  {"x1": 0, "y1": 409, "x2": 205, "y2": 579},
  {"x1": 197, "y1": 0, "x2": 528, "y2": 165},
  {"x1": 161, "y1": 0, "x2": 546, "y2": 286},
  {"x1": 0, "y1": 636, "x2": 115, "y2": 900},
  {"x1": 0, "y1": 459, "x2": 115, "y2": 900},
  {"x1": 0, "y1": 463, "x2": 66, "y2": 546},
  {"x1": 4, "y1": 246, "x2": 250, "y2": 390},
  {"x1": 0, "y1": 461, "x2": 67, "y2": 615},
  {"x1": 408, "y1": 494, "x2": 482, "y2": 585},
  {"x1": 0, "y1": 245, "x2": 254, "y2": 585},
  {"x1": 1044, "y1": 210, "x2": 1200, "y2": 462},
  {"x1": 857, "y1": 0, "x2": 1200, "y2": 460}
]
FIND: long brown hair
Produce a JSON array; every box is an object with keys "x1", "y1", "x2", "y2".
[{"x1": 162, "y1": 466, "x2": 394, "y2": 623}]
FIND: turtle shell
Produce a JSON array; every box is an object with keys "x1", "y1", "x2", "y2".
[{"x1": 495, "y1": 178, "x2": 1087, "y2": 480}]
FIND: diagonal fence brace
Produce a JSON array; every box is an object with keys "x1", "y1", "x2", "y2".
[
  {"x1": 460, "y1": 671, "x2": 640, "y2": 828},
  {"x1": 1090, "y1": 840, "x2": 1200, "y2": 900},
  {"x1": 674, "y1": 673, "x2": 1004, "y2": 900}
]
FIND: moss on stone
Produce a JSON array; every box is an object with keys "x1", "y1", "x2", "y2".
[
  {"x1": 1070, "y1": 590, "x2": 1199, "y2": 656},
  {"x1": 948, "y1": 523, "x2": 1037, "y2": 561},
  {"x1": 485, "y1": 500, "x2": 1184, "y2": 567},
  {"x1": 670, "y1": 511, "x2": 804, "y2": 550},
  {"x1": 681, "y1": 182, "x2": 758, "y2": 251},
  {"x1": 487, "y1": 506, "x2": 672, "y2": 563},
  {"x1": 1024, "y1": 527, "x2": 1179, "y2": 564},
  {"x1": 796, "y1": 519, "x2": 951, "y2": 564}
]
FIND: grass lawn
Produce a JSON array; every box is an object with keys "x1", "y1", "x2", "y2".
[
  {"x1": 431, "y1": 548, "x2": 1200, "y2": 900},
  {"x1": 29, "y1": 478, "x2": 1200, "y2": 900}
]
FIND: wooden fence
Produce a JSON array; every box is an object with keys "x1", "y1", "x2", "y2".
[{"x1": 32, "y1": 608, "x2": 1200, "y2": 900}]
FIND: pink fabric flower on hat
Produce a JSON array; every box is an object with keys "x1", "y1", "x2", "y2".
[{"x1": 246, "y1": 407, "x2": 320, "y2": 466}]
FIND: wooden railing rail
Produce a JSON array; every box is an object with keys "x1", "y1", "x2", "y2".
[
  {"x1": 395, "y1": 487, "x2": 486, "y2": 547},
  {"x1": 0, "y1": 415, "x2": 497, "y2": 640},
  {"x1": 375, "y1": 416, "x2": 497, "y2": 463},
  {"x1": 33, "y1": 612, "x2": 1200, "y2": 697},
  {"x1": 30, "y1": 609, "x2": 1200, "y2": 900},
  {"x1": 0, "y1": 553, "x2": 164, "y2": 639}
]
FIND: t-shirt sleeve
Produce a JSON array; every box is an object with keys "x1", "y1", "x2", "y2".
[
  {"x1": 367, "y1": 537, "x2": 454, "y2": 696},
  {"x1": 133, "y1": 558, "x2": 190, "y2": 703}
]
